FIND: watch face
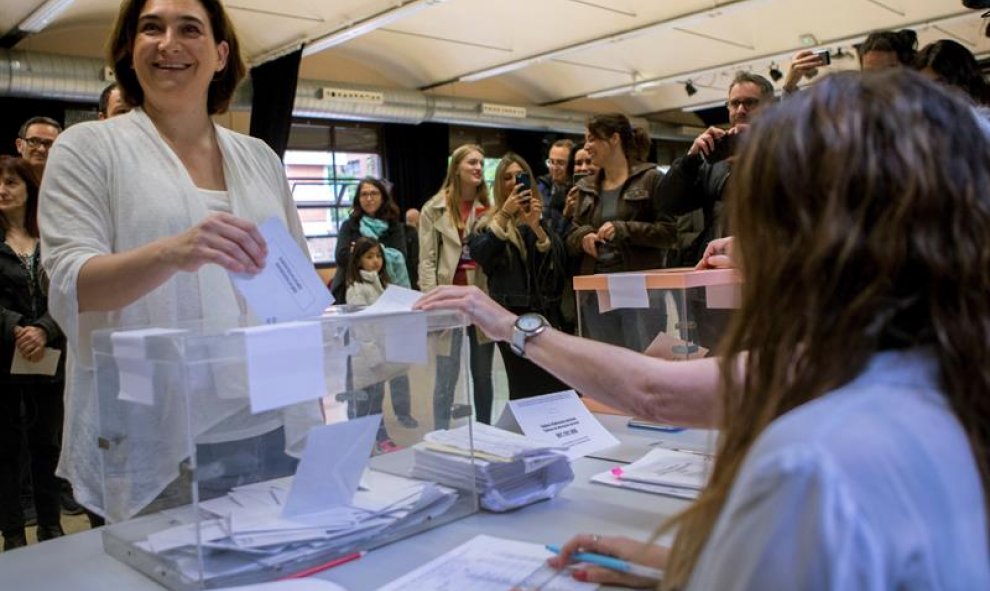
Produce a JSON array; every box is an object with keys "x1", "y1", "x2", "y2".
[{"x1": 516, "y1": 314, "x2": 545, "y2": 332}]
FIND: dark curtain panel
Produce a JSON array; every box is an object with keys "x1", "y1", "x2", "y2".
[
  {"x1": 382, "y1": 121, "x2": 450, "y2": 212},
  {"x1": 249, "y1": 49, "x2": 302, "y2": 159},
  {"x1": 505, "y1": 129, "x2": 550, "y2": 178}
]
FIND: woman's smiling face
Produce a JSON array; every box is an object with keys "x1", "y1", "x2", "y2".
[{"x1": 131, "y1": 0, "x2": 228, "y2": 109}]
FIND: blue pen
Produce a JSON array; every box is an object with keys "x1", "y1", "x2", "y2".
[{"x1": 546, "y1": 544, "x2": 664, "y2": 581}]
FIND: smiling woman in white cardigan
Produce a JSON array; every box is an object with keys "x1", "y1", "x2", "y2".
[{"x1": 38, "y1": 0, "x2": 320, "y2": 519}]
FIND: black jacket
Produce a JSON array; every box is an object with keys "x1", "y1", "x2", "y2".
[
  {"x1": 0, "y1": 232, "x2": 65, "y2": 383},
  {"x1": 468, "y1": 221, "x2": 568, "y2": 327},
  {"x1": 566, "y1": 162, "x2": 676, "y2": 274},
  {"x1": 657, "y1": 153, "x2": 731, "y2": 266},
  {"x1": 329, "y1": 217, "x2": 407, "y2": 303}
]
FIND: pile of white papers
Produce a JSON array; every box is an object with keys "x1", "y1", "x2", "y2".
[
  {"x1": 377, "y1": 534, "x2": 597, "y2": 590},
  {"x1": 410, "y1": 423, "x2": 573, "y2": 512},
  {"x1": 591, "y1": 447, "x2": 711, "y2": 499},
  {"x1": 135, "y1": 470, "x2": 458, "y2": 582}
]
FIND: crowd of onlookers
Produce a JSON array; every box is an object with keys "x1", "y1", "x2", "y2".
[{"x1": 1, "y1": 3, "x2": 987, "y2": 570}]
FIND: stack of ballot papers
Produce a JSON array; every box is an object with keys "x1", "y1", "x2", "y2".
[
  {"x1": 410, "y1": 423, "x2": 574, "y2": 512},
  {"x1": 591, "y1": 447, "x2": 711, "y2": 499},
  {"x1": 133, "y1": 469, "x2": 459, "y2": 582}
]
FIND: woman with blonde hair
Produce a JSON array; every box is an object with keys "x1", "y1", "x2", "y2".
[
  {"x1": 420, "y1": 70, "x2": 990, "y2": 588},
  {"x1": 419, "y1": 144, "x2": 494, "y2": 426},
  {"x1": 468, "y1": 153, "x2": 567, "y2": 399}
]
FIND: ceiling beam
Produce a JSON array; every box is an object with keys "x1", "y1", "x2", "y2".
[{"x1": 419, "y1": 0, "x2": 766, "y2": 90}]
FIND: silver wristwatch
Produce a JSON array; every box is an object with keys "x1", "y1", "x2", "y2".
[{"x1": 510, "y1": 313, "x2": 550, "y2": 358}]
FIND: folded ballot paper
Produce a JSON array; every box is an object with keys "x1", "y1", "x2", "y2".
[
  {"x1": 410, "y1": 423, "x2": 574, "y2": 512},
  {"x1": 591, "y1": 447, "x2": 712, "y2": 499},
  {"x1": 131, "y1": 417, "x2": 459, "y2": 583}
]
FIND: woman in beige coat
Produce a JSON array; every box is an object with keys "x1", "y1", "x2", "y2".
[{"x1": 418, "y1": 144, "x2": 494, "y2": 427}]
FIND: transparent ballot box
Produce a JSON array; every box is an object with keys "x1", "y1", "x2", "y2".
[
  {"x1": 574, "y1": 268, "x2": 741, "y2": 359},
  {"x1": 92, "y1": 308, "x2": 478, "y2": 589}
]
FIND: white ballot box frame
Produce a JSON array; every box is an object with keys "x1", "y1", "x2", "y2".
[{"x1": 87, "y1": 308, "x2": 478, "y2": 590}]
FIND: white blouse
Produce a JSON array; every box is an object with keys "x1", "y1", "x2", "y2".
[{"x1": 687, "y1": 348, "x2": 989, "y2": 590}]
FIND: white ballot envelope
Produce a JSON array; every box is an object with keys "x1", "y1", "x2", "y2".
[{"x1": 230, "y1": 217, "x2": 333, "y2": 324}]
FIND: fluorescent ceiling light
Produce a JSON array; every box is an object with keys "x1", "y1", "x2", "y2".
[
  {"x1": 19, "y1": 0, "x2": 75, "y2": 33},
  {"x1": 303, "y1": 0, "x2": 447, "y2": 57},
  {"x1": 587, "y1": 85, "x2": 634, "y2": 99}
]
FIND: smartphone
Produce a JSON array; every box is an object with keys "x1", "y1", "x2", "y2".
[
  {"x1": 704, "y1": 133, "x2": 736, "y2": 164},
  {"x1": 814, "y1": 49, "x2": 831, "y2": 66},
  {"x1": 515, "y1": 171, "x2": 531, "y2": 190},
  {"x1": 571, "y1": 171, "x2": 590, "y2": 186}
]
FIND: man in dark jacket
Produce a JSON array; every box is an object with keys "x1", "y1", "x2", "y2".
[
  {"x1": 536, "y1": 139, "x2": 574, "y2": 236},
  {"x1": 658, "y1": 72, "x2": 773, "y2": 266}
]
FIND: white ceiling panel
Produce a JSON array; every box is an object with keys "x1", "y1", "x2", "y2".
[{"x1": 1, "y1": 0, "x2": 986, "y2": 124}]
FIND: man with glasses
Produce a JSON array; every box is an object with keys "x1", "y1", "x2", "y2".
[
  {"x1": 536, "y1": 139, "x2": 574, "y2": 230},
  {"x1": 15, "y1": 117, "x2": 62, "y2": 181},
  {"x1": 658, "y1": 72, "x2": 774, "y2": 266}
]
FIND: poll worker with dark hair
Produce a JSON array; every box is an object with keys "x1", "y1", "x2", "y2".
[{"x1": 419, "y1": 69, "x2": 990, "y2": 590}]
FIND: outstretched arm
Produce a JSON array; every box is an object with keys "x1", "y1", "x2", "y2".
[{"x1": 415, "y1": 285, "x2": 722, "y2": 427}]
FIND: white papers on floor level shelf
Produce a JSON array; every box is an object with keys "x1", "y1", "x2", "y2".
[
  {"x1": 591, "y1": 447, "x2": 712, "y2": 499},
  {"x1": 410, "y1": 423, "x2": 573, "y2": 512},
  {"x1": 377, "y1": 534, "x2": 597, "y2": 591}
]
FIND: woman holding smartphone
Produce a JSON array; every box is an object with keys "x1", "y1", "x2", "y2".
[{"x1": 468, "y1": 153, "x2": 567, "y2": 399}]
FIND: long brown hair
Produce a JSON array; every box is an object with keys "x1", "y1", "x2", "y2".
[
  {"x1": 438, "y1": 144, "x2": 489, "y2": 230},
  {"x1": 661, "y1": 70, "x2": 990, "y2": 588},
  {"x1": 0, "y1": 156, "x2": 40, "y2": 237},
  {"x1": 108, "y1": 0, "x2": 246, "y2": 114},
  {"x1": 585, "y1": 113, "x2": 651, "y2": 167}
]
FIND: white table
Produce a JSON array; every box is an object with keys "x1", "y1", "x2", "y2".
[{"x1": 0, "y1": 415, "x2": 714, "y2": 590}]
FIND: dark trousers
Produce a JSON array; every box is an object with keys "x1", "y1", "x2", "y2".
[
  {"x1": 496, "y1": 341, "x2": 568, "y2": 401},
  {"x1": 347, "y1": 375, "x2": 411, "y2": 442},
  {"x1": 433, "y1": 327, "x2": 494, "y2": 429},
  {"x1": 0, "y1": 382, "x2": 64, "y2": 536}
]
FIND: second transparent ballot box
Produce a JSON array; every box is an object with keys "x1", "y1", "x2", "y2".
[
  {"x1": 91, "y1": 308, "x2": 478, "y2": 590},
  {"x1": 574, "y1": 268, "x2": 741, "y2": 359}
]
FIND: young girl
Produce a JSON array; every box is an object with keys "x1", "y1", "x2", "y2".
[
  {"x1": 344, "y1": 237, "x2": 415, "y2": 453},
  {"x1": 345, "y1": 236, "x2": 389, "y2": 308}
]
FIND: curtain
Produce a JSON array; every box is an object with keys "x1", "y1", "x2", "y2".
[
  {"x1": 382, "y1": 121, "x2": 450, "y2": 212},
  {"x1": 248, "y1": 49, "x2": 302, "y2": 159},
  {"x1": 506, "y1": 129, "x2": 550, "y2": 179}
]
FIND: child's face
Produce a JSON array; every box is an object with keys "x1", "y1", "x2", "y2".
[{"x1": 360, "y1": 247, "x2": 383, "y2": 273}]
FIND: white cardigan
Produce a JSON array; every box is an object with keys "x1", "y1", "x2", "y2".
[{"x1": 39, "y1": 109, "x2": 321, "y2": 518}]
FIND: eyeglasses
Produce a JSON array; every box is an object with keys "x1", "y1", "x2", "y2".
[
  {"x1": 358, "y1": 190, "x2": 381, "y2": 199},
  {"x1": 22, "y1": 137, "x2": 54, "y2": 149},
  {"x1": 545, "y1": 159, "x2": 568, "y2": 168},
  {"x1": 726, "y1": 98, "x2": 761, "y2": 111}
]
